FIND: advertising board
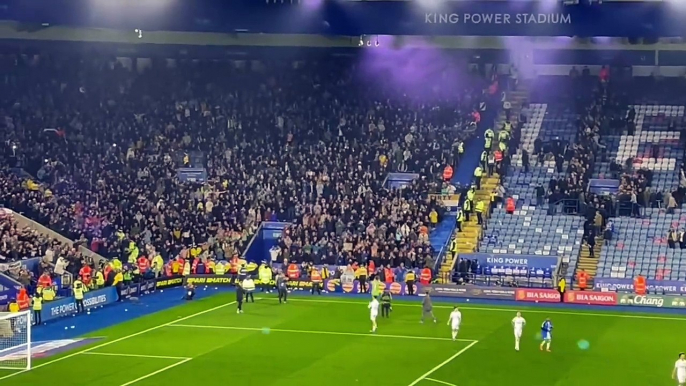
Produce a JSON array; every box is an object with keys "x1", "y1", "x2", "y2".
[
  {"x1": 426, "y1": 284, "x2": 516, "y2": 300},
  {"x1": 183, "y1": 275, "x2": 419, "y2": 296},
  {"x1": 564, "y1": 291, "x2": 617, "y2": 306},
  {"x1": 515, "y1": 288, "x2": 560, "y2": 303},
  {"x1": 617, "y1": 294, "x2": 686, "y2": 309}
]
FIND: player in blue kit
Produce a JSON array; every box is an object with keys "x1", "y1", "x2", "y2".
[{"x1": 540, "y1": 318, "x2": 553, "y2": 352}]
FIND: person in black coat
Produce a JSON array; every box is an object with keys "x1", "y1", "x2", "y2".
[
  {"x1": 236, "y1": 283, "x2": 244, "y2": 314},
  {"x1": 522, "y1": 149, "x2": 530, "y2": 173}
]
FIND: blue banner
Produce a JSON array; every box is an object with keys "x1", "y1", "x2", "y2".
[
  {"x1": 41, "y1": 287, "x2": 117, "y2": 322},
  {"x1": 594, "y1": 278, "x2": 686, "y2": 295},
  {"x1": 39, "y1": 281, "x2": 156, "y2": 322},
  {"x1": 0, "y1": 0, "x2": 681, "y2": 37},
  {"x1": 177, "y1": 168, "x2": 207, "y2": 183},
  {"x1": 462, "y1": 253, "x2": 558, "y2": 270}
]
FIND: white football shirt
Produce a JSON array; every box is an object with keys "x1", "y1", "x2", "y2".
[
  {"x1": 675, "y1": 359, "x2": 686, "y2": 376},
  {"x1": 512, "y1": 316, "x2": 526, "y2": 330},
  {"x1": 449, "y1": 311, "x2": 462, "y2": 328},
  {"x1": 368, "y1": 299, "x2": 379, "y2": 314}
]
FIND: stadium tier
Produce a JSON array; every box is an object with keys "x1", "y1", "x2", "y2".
[
  {"x1": 508, "y1": 104, "x2": 572, "y2": 204},
  {"x1": 598, "y1": 209, "x2": 686, "y2": 281},
  {"x1": 595, "y1": 104, "x2": 684, "y2": 193},
  {"x1": 480, "y1": 207, "x2": 583, "y2": 260}
]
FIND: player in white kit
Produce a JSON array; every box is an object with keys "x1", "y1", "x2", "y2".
[
  {"x1": 368, "y1": 296, "x2": 380, "y2": 333},
  {"x1": 511, "y1": 312, "x2": 526, "y2": 351},
  {"x1": 447, "y1": 307, "x2": 462, "y2": 341},
  {"x1": 673, "y1": 353, "x2": 686, "y2": 385}
]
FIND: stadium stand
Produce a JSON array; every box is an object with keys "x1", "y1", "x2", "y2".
[
  {"x1": 0, "y1": 53, "x2": 494, "y2": 284},
  {"x1": 598, "y1": 208, "x2": 686, "y2": 281},
  {"x1": 592, "y1": 90, "x2": 686, "y2": 284},
  {"x1": 447, "y1": 75, "x2": 611, "y2": 287}
]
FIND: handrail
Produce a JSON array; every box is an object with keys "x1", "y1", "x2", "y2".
[
  {"x1": 543, "y1": 197, "x2": 646, "y2": 218},
  {"x1": 241, "y1": 221, "x2": 264, "y2": 260}
]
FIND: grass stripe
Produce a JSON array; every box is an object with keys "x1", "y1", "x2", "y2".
[
  {"x1": 167, "y1": 323, "x2": 475, "y2": 342},
  {"x1": 285, "y1": 297, "x2": 686, "y2": 321}
]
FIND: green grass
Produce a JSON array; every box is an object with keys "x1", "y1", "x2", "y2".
[{"x1": 1, "y1": 294, "x2": 686, "y2": 385}]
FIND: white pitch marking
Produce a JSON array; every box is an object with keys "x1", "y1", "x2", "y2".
[
  {"x1": 82, "y1": 351, "x2": 190, "y2": 360},
  {"x1": 407, "y1": 341, "x2": 479, "y2": 386},
  {"x1": 424, "y1": 377, "x2": 458, "y2": 386},
  {"x1": 119, "y1": 357, "x2": 192, "y2": 386},
  {"x1": 0, "y1": 301, "x2": 237, "y2": 381}
]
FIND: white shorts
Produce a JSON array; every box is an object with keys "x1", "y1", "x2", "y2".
[
  {"x1": 370, "y1": 313, "x2": 378, "y2": 321},
  {"x1": 514, "y1": 329, "x2": 522, "y2": 339},
  {"x1": 451, "y1": 325, "x2": 460, "y2": 331},
  {"x1": 678, "y1": 373, "x2": 686, "y2": 384}
]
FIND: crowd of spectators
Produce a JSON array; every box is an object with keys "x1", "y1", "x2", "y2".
[
  {"x1": 0, "y1": 53, "x2": 494, "y2": 279},
  {"x1": 0, "y1": 215, "x2": 51, "y2": 263}
]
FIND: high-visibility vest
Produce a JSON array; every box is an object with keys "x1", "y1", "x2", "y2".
[
  {"x1": 494, "y1": 150, "x2": 503, "y2": 162},
  {"x1": 384, "y1": 268, "x2": 394, "y2": 283},
  {"x1": 259, "y1": 266, "x2": 271, "y2": 282},
  {"x1": 480, "y1": 151, "x2": 487, "y2": 162},
  {"x1": 138, "y1": 257, "x2": 150, "y2": 273},
  {"x1": 443, "y1": 166, "x2": 454, "y2": 180},
  {"x1": 475, "y1": 201, "x2": 485, "y2": 213},
  {"x1": 38, "y1": 275, "x2": 52, "y2": 288},
  {"x1": 17, "y1": 289, "x2": 30, "y2": 309},
  {"x1": 420, "y1": 268, "x2": 432, "y2": 285},
  {"x1": 457, "y1": 211, "x2": 464, "y2": 223},
  {"x1": 406, "y1": 271, "x2": 416, "y2": 282},
  {"x1": 578, "y1": 273, "x2": 587, "y2": 289},
  {"x1": 504, "y1": 122, "x2": 512, "y2": 132},
  {"x1": 463, "y1": 200, "x2": 471, "y2": 211},
  {"x1": 287, "y1": 264, "x2": 300, "y2": 279},
  {"x1": 32, "y1": 296, "x2": 43, "y2": 311},
  {"x1": 215, "y1": 262, "x2": 226, "y2": 275},
  {"x1": 634, "y1": 276, "x2": 646, "y2": 295},
  {"x1": 506, "y1": 198, "x2": 516, "y2": 212},
  {"x1": 474, "y1": 167, "x2": 483, "y2": 177},
  {"x1": 311, "y1": 269, "x2": 322, "y2": 283},
  {"x1": 73, "y1": 281, "x2": 85, "y2": 300},
  {"x1": 458, "y1": 142, "x2": 464, "y2": 154},
  {"x1": 467, "y1": 190, "x2": 475, "y2": 201},
  {"x1": 485, "y1": 138, "x2": 492, "y2": 148}
]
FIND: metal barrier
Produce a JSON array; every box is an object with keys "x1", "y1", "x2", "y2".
[{"x1": 449, "y1": 272, "x2": 555, "y2": 288}]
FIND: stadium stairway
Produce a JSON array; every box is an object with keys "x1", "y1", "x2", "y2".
[
  {"x1": 429, "y1": 86, "x2": 499, "y2": 280},
  {"x1": 441, "y1": 176, "x2": 500, "y2": 271},
  {"x1": 434, "y1": 84, "x2": 530, "y2": 282},
  {"x1": 573, "y1": 236, "x2": 603, "y2": 290}
]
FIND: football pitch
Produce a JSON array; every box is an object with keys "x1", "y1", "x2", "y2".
[{"x1": 0, "y1": 293, "x2": 685, "y2": 386}]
